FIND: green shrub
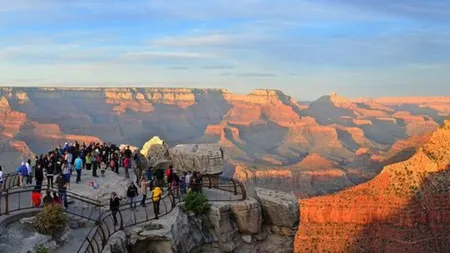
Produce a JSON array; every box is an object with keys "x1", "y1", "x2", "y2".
[
  {"x1": 184, "y1": 192, "x2": 211, "y2": 215},
  {"x1": 36, "y1": 204, "x2": 68, "y2": 237},
  {"x1": 26, "y1": 245, "x2": 50, "y2": 253}
]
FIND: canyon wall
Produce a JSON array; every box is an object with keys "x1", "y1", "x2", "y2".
[
  {"x1": 295, "y1": 119, "x2": 450, "y2": 252},
  {"x1": 0, "y1": 87, "x2": 449, "y2": 196}
]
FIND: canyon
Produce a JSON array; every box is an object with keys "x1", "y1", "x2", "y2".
[
  {"x1": 0, "y1": 87, "x2": 449, "y2": 198},
  {"x1": 294, "y1": 119, "x2": 450, "y2": 252}
]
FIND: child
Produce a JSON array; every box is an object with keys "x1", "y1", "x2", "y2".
[{"x1": 31, "y1": 187, "x2": 42, "y2": 207}]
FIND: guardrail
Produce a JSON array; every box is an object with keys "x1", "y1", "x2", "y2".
[
  {"x1": 1, "y1": 172, "x2": 20, "y2": 191},
  {"x1": 0, "y1": 186, "x2": 103, "y2": 222},
  {"x1": 78, "y1": 176, "x2": 247, "y2": 253}
]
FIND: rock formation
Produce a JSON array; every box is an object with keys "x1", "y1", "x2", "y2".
[
  {"x1": 0, "y1": 86, "x2": 449, "y2": 196},
  {"x1": 107, "y1": 189, "x2": 299, "y2": 253},
  {"x1": 169, "y1": 144, "x2": 224, "y2": 175},
  {"x1": 294, "y1": 119, "x2": 450, "y2": 253},
  {"x1": 140, "y1": 136, "x2": 170, "y2": 166}
]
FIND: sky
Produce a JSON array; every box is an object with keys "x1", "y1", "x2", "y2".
[{"x1": 0, "y1": 0, "x2": 450, "y2": 100}]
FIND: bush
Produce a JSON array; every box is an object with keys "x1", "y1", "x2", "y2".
[
  {"x1": 184, "y1": 192, "x2": 211, "y2": 215},
  {"x1": 26, "y1": 245, "x2": 50, "y2": 253},
  {"x1": 110, "y1": 243, "x2": 124, "y2": 253},
  {"x1": 36, "y1": 204, "x2": 68, "y2": 237}
]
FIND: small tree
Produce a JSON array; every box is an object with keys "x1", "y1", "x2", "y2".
[
  {"x1": 184, "y1": 192, "x2": 211, "y2": 215},
  {"x1": 36, "y1": 204, "x2": 68, "y2": 237}
]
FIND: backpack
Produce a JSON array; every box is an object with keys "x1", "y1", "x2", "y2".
[{"x1": 109, "y1": 160, "x2": 115, "y2": 168}]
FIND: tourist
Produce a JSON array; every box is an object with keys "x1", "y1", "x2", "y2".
[
  {"x1": 46, "y1": 156, "x2": 54, "y2": 189},
  {"x1": 92, "y1": 150, "x2": 98, "y2": 177},
  {"x1": 125, "y1": 146, "x2": 132, "y2": 158},
  {"x1": 110, "y1": 192, "x2": 120, "y2": 226},
  {"x1": 74, "y1": 155, "x2": 83, "y2": 183},
  {"x1": 52, "y1": 191, "x2": 61, "y2": 206},
  {"x1": 166, "y1": 165, "x2": 174, "y2": 186},
  {"x1": 172, "y1": 172, "x2": 180, "y2": 198},
  {"x1": 123, "y1": 155, "x2": 131, "y2": 178},
  {"x1": 31, "y1": 187, "x2": 42, "y2": 207},
  {"x1": 112, "y1": 153, "x2": 119, "y2": 174},
  {"x1": 43, "y1": 190, "x2": 53, "y2": 206},
  {"x1": 85, "y1": 152, "x2": 92, "y2": 171},
  {"x1": 126, "y1": 182, "x2": 138, "y2": 209},
  {"x1": 151, "y1": 185, "x2": 163, "y2": 219},
  {"x1": 56, "y1": 172, "x2": 68, "y2": 209},
  {"x1": 180, "y1": 172, "x2": 187, "y2": 195},
  {"x1": 139, "y1": 175, "x2": 149, "y2": 207},
  {"x1": 185, "y1": 171, "x2": 192, "y2": 191},
  {"x1": 146, "y1": 167, "x2": 153, "y2": 191},
  {"x1": 0, "y1": 166, "x2": 3, "y2": 188},
  {"x1": 62, "y1": 160, "x2": 71, "y2": 190},
  {"x1": 19, "y1": 162, "x2": 27, "y2": 187},
  {"x1": 154, "y1": 167, "x2": 164, "y2": 188},
  {"x1": 35, "y1": 163, "x2": 44, "y2": 190},
  {"x1": 65, "y1": 150, "x2": 73, "y2": 174},
  {"x1": 26, "y1": 159, "x2": 32, "y2": 185}
]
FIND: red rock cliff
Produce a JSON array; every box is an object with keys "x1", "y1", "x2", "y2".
[{"x1": 295, "y1": 119, "x2": 450, "y2": 253}]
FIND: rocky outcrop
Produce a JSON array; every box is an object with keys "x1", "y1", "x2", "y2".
[
  {"x1": 255, "y1": 188, "x2": 299, "y2": 235},
  {"x1": 140, "y1": 136, "x2": 170, "y2": 166},
  {"x1": 128, "y1": 189, "x2": 295, "y2": 253},
  {"x1": 294, "y1": 119, "x2": 450, "y2": 253},
  {"x1": 168, "y1": 144, "x2": 224, "y2": 175}
]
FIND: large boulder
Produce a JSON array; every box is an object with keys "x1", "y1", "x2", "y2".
[
  {"x1": 168, "y1": 144, "x2": 224, "y2": 175},
  {"x1": 230, "y1": 198, "x2": 262, "y2": 235},
  {"x1": 254, "y1": 187, "x2": 299, "y2": 235},
  {"x1": 140, "y1": 136, "x2": 170, "y2": 166}
]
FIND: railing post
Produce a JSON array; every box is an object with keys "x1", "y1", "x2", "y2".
[{"x1": 4, "y1": 189, "x2": 9, "y2": 215}]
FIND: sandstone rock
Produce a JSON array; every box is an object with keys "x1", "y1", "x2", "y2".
[
  {"x1": 168, "y1": 144, "x2": 224, "y2": 175},
  {"x1": 140, "y1": 136, "x2": 170, "y2": 166},
  {"x1": 230, "y1": 198, "x2": 262, "y2": 235},
  {"x1": 208, "y1": 202, "x2": 239, "y2": 243},
  {"x1": 255, "y1": 187, "x2": 299, "y2": 229},
  {"x1": 241, "y1": 234, "x2": 252, "y2": 243}
]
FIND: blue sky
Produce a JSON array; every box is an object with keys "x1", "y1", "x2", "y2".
[{"x1": 0, "y1": 0, "x2": 450, "y2": 100}]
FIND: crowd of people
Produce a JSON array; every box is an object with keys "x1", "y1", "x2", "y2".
[{"x1": 7, "y1": 140, "x2": 208, "y2": 223}]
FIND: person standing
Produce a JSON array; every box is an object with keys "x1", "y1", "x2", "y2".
[
  {"x1": 26, "y1": 159, "x2": 32, "y2": 185},
  {"x1": 110, "y1": 192, "x2": 120, "y2": 226},
  {"x1": 146, "y1": 167, "x2": 153, "y2": 191},
  {"x1": 56, "y1": 172, "x2": 68, "y2": 209},
  {"x1": 0, "y1": 166, "x2": 3, "y2": 188},
  {"x1": 35, "y1": 163, "x2": 44, "y2": 190},
  {"x1": 151, "y1": 185, "x2": 163, "y2": 219},
  {"x1": 123, "y1": 156, "x2": 131, "y2": 178},
  {"x1": 74, "y1": 155, "x2": 83, "y2": 183},
  {"x1": 65, "y1": 151, "x2": 73, "y2": 174},
  {"x1": 92, "y1": 151, "x2": 98, "y2": 177},
  {"x1": 19, "y1": 162, "x2": 27, "y2": 187},
  {"x1": 85, "y1": 152, "x2": 92, "y2": 171},
  {"x1": 62, "y1": 160, "x2": 71, "y2": 190},
  {"x1": 126, "y1": 182, "x2": 138, "y2": 209},
  {"x1": 46, "y1": 159, "x2": 54, "y2": 189},
  {"x1": 139, "y1": 175, "x2": 149, "y2": 207}
]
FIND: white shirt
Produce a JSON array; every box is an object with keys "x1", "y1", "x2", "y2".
[
  {"x1": 0, "y1": 170, "x2": 3, "y2": 183},
  {"x1": 62, "y1": 164, "x2": 69, "y2": 175},
  {"x1": 185, "y1": 174, "x2": 191, "y2": 184},
  {"x1": 26, "y1": 162, "x2": 32, "y2": 174}
]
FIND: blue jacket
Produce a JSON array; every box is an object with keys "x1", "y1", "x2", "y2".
[
  {"x1": 20, "y1": 164, "x2": 28, "y2": 176},
  {"x1": 74, "y1": 157, "x2": 83, "y2": 171}
]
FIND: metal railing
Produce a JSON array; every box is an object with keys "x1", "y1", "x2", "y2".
[
  {"x1": 1, "y1": 172, "x2": 20, "y2": 191},
  {"x1": 0, "y1": 186, "x2": 103, "y2": 222},
  {"x1": 78, "y1": 176, "x2": 247, "y2": 253}
]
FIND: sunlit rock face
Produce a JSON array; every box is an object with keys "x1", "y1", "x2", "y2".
[{"x1": 294, "y1": 119, "x2": 450, "y2": 253}]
